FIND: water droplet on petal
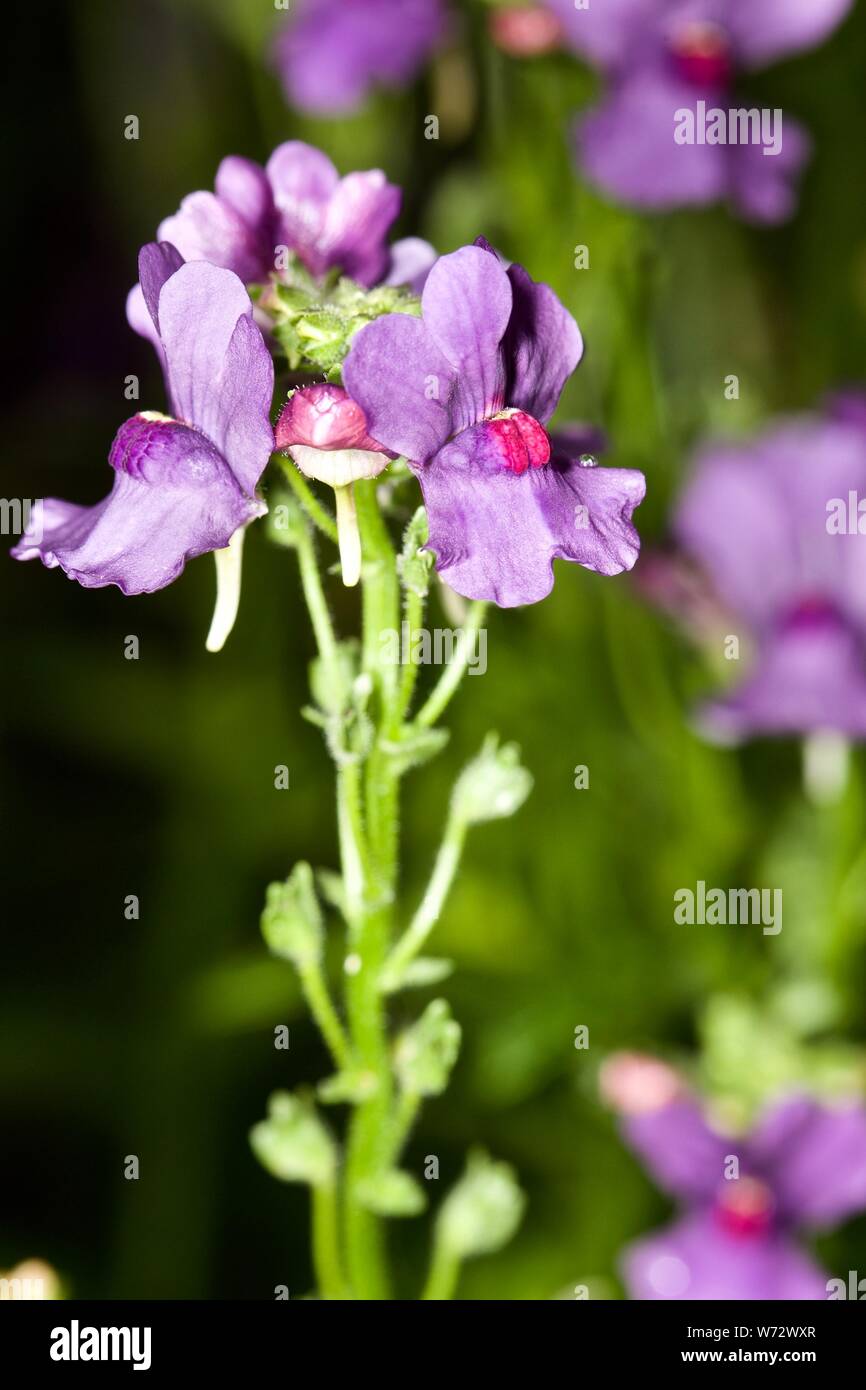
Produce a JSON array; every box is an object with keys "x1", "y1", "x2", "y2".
[{"x1": 578, "y1": 453, "x2": 598, "y2": 468}]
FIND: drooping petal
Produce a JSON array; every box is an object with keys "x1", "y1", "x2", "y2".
[
  {"x1": 623, "y1": 1211, "x2": 828, "y2": 1301},
  {"x1": 415, "y1": 434, "x2": 644, "y2": 606},
  {"x1": 727, "y1": 0, "x2": 853, "y2": 71},
  {"x1": 748, "y1": 1097, "x2": 866, "y2": 1229},
  {"x1": 12, "y1": 416, "x2": 263, "y2": 594},
  {"x1": 729, "y1": 116, "x2": 811, "y2": 225},
  {"x1": 502, "y1": 262, "x2": 583, "y2": 425},
  {"x1": 384, "y1": 236, "x2": 437, "y2": 292},
  {"x1": 343, "y1": 311, "x2": 459, "y2": 463},
  {"x1": 621, "y1": 1098, "x2": 732, "y2": 1204},
  {"x1": 575, "y1": 70, "x2": 729, "y2": 211},
  {"x1": 155, "y1": 261, "x2": 275, "y2": 493},
  {"x1": 420, "y1": 245, "x2": 513, "y2": 430}
]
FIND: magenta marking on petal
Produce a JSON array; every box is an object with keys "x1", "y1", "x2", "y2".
[
  {"x1": 669, "y1": 20, "x2": 734, "y2": 89},
  {"x1": 713, "y1": 1177, "x2": 776, "y2": 1239},
  {"x1": 487, "y1": 409, "x2": 550, "y2": 475}
]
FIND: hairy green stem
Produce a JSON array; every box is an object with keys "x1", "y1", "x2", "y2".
[
  {"x1": 415, "y1": 601, "x2": 488, "y2": 729},
  {"x1": 421, "y1": 1241, "x2": 461, "y2": 1301},
  {"x1": 297, "y1": 960, "x2": 351, "y2": 1072},
  {"x1": 382, "y1": 812, "x2": 468, "y2": 990},
  {"x1": 280, "y1": 457, "x2": 339, "y2": 544},
  {"x1": 311, "y1": 1180, "x2": 347, "y2": 1300}
]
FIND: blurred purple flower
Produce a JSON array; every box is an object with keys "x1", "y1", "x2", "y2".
[
  {"x1": 343, "y1": 239, "x2": 645, "y2": 606},
  {"x1": 134, "y1": 141, "x2": 433, "y2": 296},
  {"x1": 669, "y1": 400, "x2": 866, "y2": 739},
  {"x1": 13, "y1": 246, "x2": 274, "y2": 594},
  {"x1": 273, "y1": 0, "x2": 448, "y2": 115},
  {"x1": 617, "y1": 1085, "x2": 866, "y2": 1300},
  {"x1": 547, "y1": 0, "x2": 852, "y2": 221}
]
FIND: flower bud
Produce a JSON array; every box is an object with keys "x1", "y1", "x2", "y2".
[
  {"x1": 451, "y1": 735, "x2": 532, "y2": 826},
  {"x1": 249, "y1": 1091, "x2": 336, "y2": 1187},
  {"x1": 436, "y1": 1150, "x2": 525, "y2": 1259},
  {"x1": 260, "y1": 862, "x2": 322, "y2": 967},
  {"x1": 395, "y1": 999, "x2": 461, "y2": 1096},
  {"x1": 276, "y1": 385, "x2": 392, "y2": 487}
]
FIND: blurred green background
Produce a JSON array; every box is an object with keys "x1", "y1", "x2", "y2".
[{"x1": 3, "y1": 0, "x2": 866, "y2": 1298}]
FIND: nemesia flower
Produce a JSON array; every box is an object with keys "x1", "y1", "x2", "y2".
[
  {"x1": 272, "y1": 0, "x2": 448, "y2": 115},
  {"x1": 276, "y1": 384, "x2": 395, "y2": 585},
  {"x1": 135, "y1": 141, "x2": 433, "y2": 294},
  {"x1": 13, "y1": 245, "x2": 274, "y2": 636},
  {"x1": 608, "y1": 1062, "x2": 866, "y2": 1300},
  {"x1": 667, "y1": 400, "x2": 866, "y2": 740},
  {"x1": 546, "y1": 0, "x2": 852, "y2": 221},
  {"x1": 343, "y1": 239, "x2": 645, "y2": 606}
]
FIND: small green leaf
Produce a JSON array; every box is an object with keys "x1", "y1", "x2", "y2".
[
  {"x1": 317, "y1": 1068, "x2": 379, "y2": 1105},
  {"x1": 382, "y1": 956, "x2": 454, "y2": 993},
  {"x1": 260, "y1": 862, "x2": 322, "y2": 967},
  {"x1": 381, "y1": 726, "x2": 449, "y2": 776}
]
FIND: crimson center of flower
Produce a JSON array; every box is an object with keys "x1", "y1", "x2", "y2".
[
  {"x1": 714, "y1": 1176, "x2": 775, "y2": 1238},
  {"x1": 669, "y1": 21, "x2": 734, "y2": 89},
  {"x1": 488, "y1": 409, "x2": 551, "y2": 475}
]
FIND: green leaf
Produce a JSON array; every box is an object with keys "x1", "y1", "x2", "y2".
[
  {"x1": 381, "y1": 726, "x2": 450, "y2": 776},
  {"x1": 317, "y1": 1068, "x2": 379, "y2": 1105},
  {"x1": 382, "y1": 956, "x2": 454, "y2": 993}
]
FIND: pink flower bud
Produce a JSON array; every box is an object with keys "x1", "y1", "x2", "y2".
[
  {"x1": 599, "y1": 1052, "x2": 684, "y2": 1116},
  {"x1": 276, "y1": 384, "x2": 386, "y2": 454}
]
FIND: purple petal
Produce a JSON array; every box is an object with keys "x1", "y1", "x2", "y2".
[
  {"x1": 273, "y1": 0, "x2": 447, "y2": 115},
  {"x1": 126, "y1": 283, "x2": 165, "y2": 370},
  {"x1": 698, "y1": 614, "x2": 866, "y2": 741},
  {"x1": 383, "y1": 236, "x2": 438, "y2": 293},
  {"x1": 676, "y1": 419, "x2": 866, "y2": 637},
  {"x1": 343, "y1": 312, "x2": 458, "y2": 463},
  {"x1": 214, "y1": 155, "x2": 273, "y2": 230},
  {"x1": 318, "y1": 171, "x2": 402, "y2": 286},
  {"x1": 575, "y1": 71, "x2": 729, "y2": 210},
  {"x1": 502, "y1": 262, "x2": 583, "y2": 425},
  {"x1": 155, "y1": 261, "x2": 274, "y2": 493},
  {"x1": 265, "y1": 140, "x2": 338, "y2": 270},
  {"x1": 729, "y1": 117, "x2": 811, "y2": 225},
  {"x1": 157, "y1": 190, "x2": 268, "y2": 284},
  {"x1": 623, "y1": 1211, "x2": 829, "y2": 1301},
  {"x1": 138, "y1": 242, "x2": 185, "y2": 336},
  {"x1": 748, "y1": 1097, "x2": 866, "y2": 1229},
  {"x1": 621, "y1": 1098, "x2": 732, "y2": 1204},
  {"x1": 12, "y1": 417, "x2": 262, "y2": 594},
  {"x1": 416, "y1": 434, "x2": 644, "y2": 606},
  {"x1": 546, "y1": 0, "x2": 662, "y2": 72},
  {"x1": 420, "y1": 245, "x2": 513, "y2": 430},
  {"x1": 728, "y1": 0, "x2": 853, "y2": 70}
]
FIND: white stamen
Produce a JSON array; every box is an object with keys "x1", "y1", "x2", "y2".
[
  {"x1": 205, "y1": 525, "x2": 246, "y2": 653},
  {"x1": 334, "y1": 483, "x2": 361, "y2": 588}
]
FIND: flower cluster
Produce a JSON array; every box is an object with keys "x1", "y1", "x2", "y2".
[
  {"x1": 603, "y1": 1053, "x2": 866, "y2": 1300},
  {"x1": 13, "y1": 140, "x2": 645, "y2": 630}
]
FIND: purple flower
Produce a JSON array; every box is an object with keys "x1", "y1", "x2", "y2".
[
  {"x1": 547, "y1": 0, "x2": 852, "y2": 221},
  {"x1": 670, "y1": 400, "x2": 866, "y2": 740},
  {"x1": 616, "y1": 1083, "x2": 866, "y2": 1300},
  {"x1": 272, "y1": 0, "x2": 448, "y2": 116},
  {"x1": 138, "y1": 141, "x2": 433, "y2": 296},
  {"x1": 343, "y1": 240, "x2": 645, "y2": 606},
  {"x1": 13, "y1": 244, "x2": 274, "y2": 595}
]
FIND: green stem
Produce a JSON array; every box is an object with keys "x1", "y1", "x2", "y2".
[
  {"x1": 297, "y1": 960, "x2": 351, "y2": 1072},
  {"x1": 341, "y1": 480, "x2": 402, "y2": 1300},
  {"x1": 393, "y1": 587, "x2": 426, "y2": 727},
  {"x1": 294, "y1": 520, "x2": 337, "y2": 667},
  {"x1": 382, "y1": 812, "x2": 468, "y2": 990},
  {"x1": 387, "y1": 1089, "x2": 421, "y2": 1166},
  {"x1": 421, "y1": 1241, "x2": 461, "y2": 1301},
  {"x1": 414, "y1": 601, "x2": 488, "y2": 729},
  {"x1": 280, "y1": 457, "x2": 339, "y2": 544},
  {"x1": 311, "y1": 1180, "x2": 348, "y2": 1300}
]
